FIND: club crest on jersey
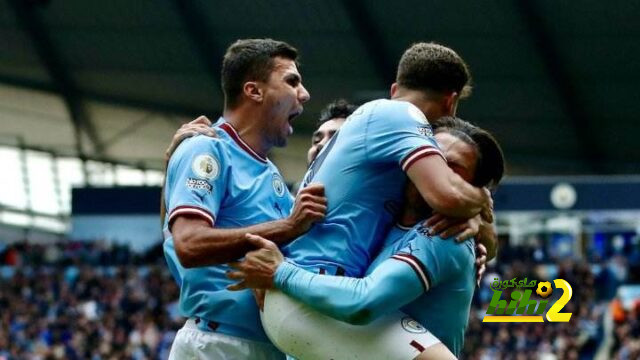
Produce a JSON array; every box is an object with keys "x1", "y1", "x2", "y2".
[
  {"x1": 272, "y1": 173, "x2": 286, "y2": 197},
  {"x1": 407, "y1": 105, "x2": 429, "y2": 125},
  {"x1": 192, "y1": 154, "x2": 219, "y2": 180},
  {"x1": 401, "y1": 317, "x2": 427, "y2": 334}
]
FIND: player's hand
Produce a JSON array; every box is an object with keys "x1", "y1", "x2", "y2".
[
  {"x1": 165, "y1": 116, "x2": 217, "y2": 161},
  {"x1": 479, "y1": 188, "x2": 494, "y2": 223},
  {"x1": 288, "y1": 183, "x2": 327, "y2": 237},
  {"x1": 226, "y1": 234, "x2": 284, "y2": 291},
  {"x1": 424, "y1": 213, "x2": 481, "y2": 242},
  {"x1": 475, "y1": 243, "x2": 488, "y2": 287}
]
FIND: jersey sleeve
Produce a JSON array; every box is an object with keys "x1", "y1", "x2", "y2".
[
  {"x1": 165, "y1": 135, "x2": 229, "y2": 229},
  {"x1": 274, "y1": 259, "x2": 424, "y2": 325},
  {"x1": 364, "y1": 100, "x2": 445, "y2": 172},
  {"x1": 391, "y1": 236, "x2": 473, "y2": 292}
]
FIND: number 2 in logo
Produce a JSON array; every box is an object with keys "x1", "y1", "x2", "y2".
[{"x1": 546, "y1": 279, "x2": 572, "y2": 322}]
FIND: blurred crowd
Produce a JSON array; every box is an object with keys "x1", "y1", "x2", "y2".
[
  {"x1": 464, "y1": 238, "x2": 639, "y2": 360},
  {"x1": 464, "y1": 259, "x2": 604, "y2": 359},
  {"x1": 1, "y1": 239, "x2": 639, "y2": 359},
  {"x1": 610, "y1": 298, "x2": 640, "y2": 360},
  {"x1": 0, "y1": 241, "x2": 162, "y2": 268},
  {"x1": 0, "y1": 241, "x2": 180, "y2": 360}
]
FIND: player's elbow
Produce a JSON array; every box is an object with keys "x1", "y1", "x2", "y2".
[
  {"x1": 339, "y1": 299, "x2": 378, "y2": 325},
  {"x1": 172, "y1": 229, "x2": 200, "y2": 268},
  {"x1": 314, "y1": 296, "x2": 376, "y2": 325},
  {"x1": 174, "y1": 239, "x2": 197, "y2": 268},
  {"x1": 344, "y1": 308, "x2": 376, "y2": 325}
]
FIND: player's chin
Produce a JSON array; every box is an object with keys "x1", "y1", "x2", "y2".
[{"x1": 274, "y1": 135, "x2": 288, "y2": 148}]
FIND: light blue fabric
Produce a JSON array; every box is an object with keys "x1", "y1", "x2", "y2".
[
  {"x1": 276, "y1": 223, "x2": 476, "y2": 356},
  {"x1": 284, "y1": 99, "x2": 441, "y2": 277},
  {"x1": 163, "y1": 119, "x2": 293, "y2": 342}
]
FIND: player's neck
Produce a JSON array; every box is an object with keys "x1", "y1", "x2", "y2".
[
  {"x1": 223, "y1": 107, "x2": 271, "y2": 157},
  {"x1": 398, "y1": 214, "x2": 419, "y2": 228},
  {"x1": 392, "y1": 90, "x2": 451, "y2": 121},
  {"x1": 398, "y1": 206, "x2": 433, "y2": 228}
]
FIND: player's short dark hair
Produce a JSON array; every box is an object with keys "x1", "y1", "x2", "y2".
[
  {"x1": 433, "y1": 116, "x2": 505, "y2": 190},
  {"x1": 396, "y1": 42, "x2": 472, "y2": 98},
  {"x1": 471, "y1": 127, "x2": 505, "y2": 191},
  {"x1": 221, "y1": 39, "x2": 299, "y2": 109},
  {"x1": 318, "y1": 99, "x2": 357, "y2": 125}
]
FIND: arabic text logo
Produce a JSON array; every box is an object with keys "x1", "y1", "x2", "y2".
[{"x1": 483, "y1": 278, "x2": 573, "y2": 323}]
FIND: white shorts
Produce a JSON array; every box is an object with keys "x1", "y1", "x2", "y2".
[
  {"x1": 262, "y1": 290, "x2": 441, "y2": 360},
  {"x1": 168, "y1": 319, "x2": 285, "y2": 360}
]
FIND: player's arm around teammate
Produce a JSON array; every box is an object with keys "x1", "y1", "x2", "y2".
[
  {"x1": 163, "y1": 39, "x2": 325, "y2": 359},
  {"x1": 227, "y1": 119, "x2": 505, "y2": 359},
  {"x1": 229, "y1": 234, "x2": 457, "y2": 360},
  {"x1": 163, "y1": 119, "x2": 327, "y2": 266},
  {"x1": 171, "y1": 183, "x2": 326, "y2": 267},
  {"x1": 384, "y1": 44, "x2": 495, "y2": 223},
  {"x1": 163, "y1": 38, "x2": 328, "y2": 267},
  {"x1": 425, "y1": 210, "x2": 498, "y2": 260},
  {"x1": 227, "y1": 120, "x2": 504, "y2": 321}
]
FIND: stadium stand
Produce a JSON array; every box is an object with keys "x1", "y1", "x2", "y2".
[
  {"x1": 1, "y1": 235, "x2": 639, "y2": 359},
  {"x1": 0, "y1": 241, "x2": 180, "y2": 359}
]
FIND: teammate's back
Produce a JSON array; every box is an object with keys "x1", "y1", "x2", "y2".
[{"x1": 284, "y1": 99, "x2": 443, "y2": 276}]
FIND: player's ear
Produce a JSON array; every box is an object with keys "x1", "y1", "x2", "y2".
[
  {"x1": 244, "y1": 81, "x2": 264, "y2": 103},
  {"x1": 390, "y1": 83, "x2": 398, "y2": 97},
  {"x1": 444, "y1": 91, "x2": 459, "y2": 116}
]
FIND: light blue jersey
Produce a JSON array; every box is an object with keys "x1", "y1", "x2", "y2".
[
  {"x1": 163, "y1": 120, "x2": 293, "y2": 342},
  {"x1": 275, "y1": 223, "x2": 476, "y2": 356},
  {"x1": 371, "y1": 225, "x2": 476, "y2": 356},
  {"x1": 382, "y1": 224, "x2": 413, "y2": 247},
  {"x1": 284, "y1": 99, "x2": 443, "y2": 276}
]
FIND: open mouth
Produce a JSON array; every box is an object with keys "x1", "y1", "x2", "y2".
[
  {"x1": 286, "y1": 110, "x2": 301, "y2": 135},
  {"x1": 288, "y1": 110, "x2": 301, "y2": 122}
]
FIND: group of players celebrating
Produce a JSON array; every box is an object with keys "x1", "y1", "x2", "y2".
[{"x1": 161, "y1": 38, "x2": 505, "y2": 359}]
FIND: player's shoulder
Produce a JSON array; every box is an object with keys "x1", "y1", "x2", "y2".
[
  {"x1": 175, "y1": 132, "x2": 228, "y2": 157},
  {"x1": 168, "y1": 133, "x2": 231, "y2": 175},
  {"x1": 383, "y1": 225, "x2": 412, "y2": 248},
  {"x1": 367, "y1": 99, "x2": 429, "y2": 125},
  {"x1": 404, "y1": 225, "x2": 474, "y2": 259}
]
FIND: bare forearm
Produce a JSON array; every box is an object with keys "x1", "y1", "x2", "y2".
[
  {"x1": 172, "y1": 183, "x2": 326, "y2": 268},
  {"x1": 407, "y1": 156, "x2": 488, "y2": 219},
  {"x1": 440, "y1": 173, "x2": 486, "y2": 217},
  {"x1": 423, "y1": 173, "x2": 485, "y2": 219},
  {"x1": 174, "y1": 218, "x2": 296, "y2": 267}
]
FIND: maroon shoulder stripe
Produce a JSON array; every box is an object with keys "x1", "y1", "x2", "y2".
[
  {"x1": 169, "y1": 205, "x2": 215, "y2": 227},
  {"x1": 391, "y1": 253, "x2": 430, "y2": 292},
  {"x1": 400, "y1": 146, "x2": 446, "y2": 172}
]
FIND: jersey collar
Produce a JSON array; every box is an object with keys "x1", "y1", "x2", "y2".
[
  {"x1": 219, "y1": 122, "x2": 268, "y2": 163},
  {"x1": 394, "y1": 223, "x2": 414, "y2": 231}
]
